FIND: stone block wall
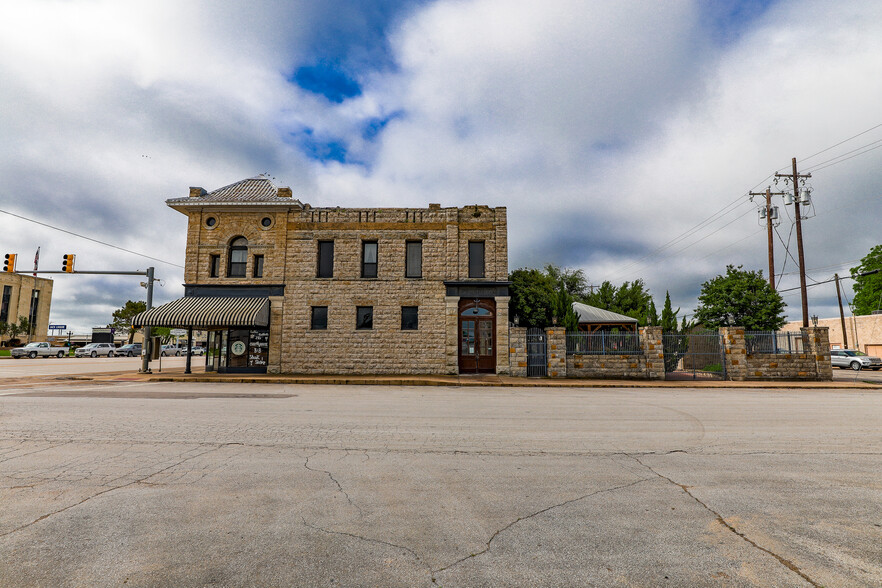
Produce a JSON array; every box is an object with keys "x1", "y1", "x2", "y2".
[
  {"x1": 546, "y1": 328, "x2": 566, "y2": 377},
  {"x1": 724, "y1": 326, "x2": 832, "y2": 381},
  {"x1": 509, "y1": 327, "x2": 527, "y2": 377},
  {"x1": 567, "y1": 354, "x2": 647, "y2": 379}
]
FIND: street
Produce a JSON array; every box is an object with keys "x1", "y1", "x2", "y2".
[
  {"x1": 1, "y1": 375, "x2": 880, "y2": 587},
  {"x1": 0, "y1": 355, "x2": 191, "y2": 379}
]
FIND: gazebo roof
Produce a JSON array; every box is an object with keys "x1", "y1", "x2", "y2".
[{"x1": 572, "y1": 302, "x2": 639, "y2": 324}]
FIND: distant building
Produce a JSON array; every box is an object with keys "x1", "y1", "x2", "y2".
[
  {"x1": 783, "y1": 314, "x2": 882, "y2": 357},
  {"x1": 135, "y1": 175, "x2": 510, "y2": 375},
  {"x1": 0, "y1": 272, "x2": 53, "y2": 343}
]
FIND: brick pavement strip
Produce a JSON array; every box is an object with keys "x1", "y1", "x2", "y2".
[{"x1": 1, "y1": 382, "x2": 880, "y2": 587}]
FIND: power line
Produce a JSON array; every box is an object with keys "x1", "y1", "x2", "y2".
[
  {"x1": 777, "y1": 269, "x2": 880, "y2": 293},
  {"x1": 0, "y1": 208, "x2": 184, "y2": 269},
  {"x1": 798, "y1": 122, "x2": 882, "y2": 164},
  {"x1": 807, "y1": 142, "x2": 882, "y2": 173},
  {"x1": 802, "y1": 137, "x2": 882, "y2": 172}
]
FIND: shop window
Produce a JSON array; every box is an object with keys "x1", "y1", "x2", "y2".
[
  {"x1": 362, "y1": 241, "x2": 378, "y2": 278},
  {"x1": 209, "y1": 255, "x2": 220, "y2": 278},
  {"x1": 406, "y1": 241, "x2": 422, "y2": 278},
  {"x1": 253, "y1": 255, "x2": 264, "y2": 278},
  {"x1": 356, "y1": 306, "x2": 373, "y2": 330},
  {"x1": 311, "y1": 306, "x2": 328, "y2": 330},
  {"x1": 228, "y1": 236, "x2": 248, "y2": 277},
  {"x1": 317, "y1": 241, "x2": 334, "y2": 278},
  {"x1": 401, "y1": 306, "x2": 418, "y2": 330},
  {"x1": 468, "y1": 241, "x2": 485, "y2": 278}
]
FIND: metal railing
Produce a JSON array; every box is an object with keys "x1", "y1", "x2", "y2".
[
  {"x1": 744, "y1": 330, "x2": 806, "y2": 354},
  {"x1": 566, "y1": 331, "x2": 642, "y2": 356}
]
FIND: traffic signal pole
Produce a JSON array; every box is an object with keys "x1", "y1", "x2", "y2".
[{"x1": 11, "y1": 266, "x2": 158, "y2": 373}]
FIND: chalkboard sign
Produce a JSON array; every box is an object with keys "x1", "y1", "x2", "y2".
[{"x1": 248, "y1": 329, "x2": 269, "y2": 367}]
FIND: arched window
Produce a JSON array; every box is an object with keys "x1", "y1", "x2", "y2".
[{"x1": 228, "y1": 236, "x2": 248, "y2": 277}]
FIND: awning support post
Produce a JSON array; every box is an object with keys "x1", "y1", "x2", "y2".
[{"x1": 185, "y1": 327, "x2": 193, "y2": 374}]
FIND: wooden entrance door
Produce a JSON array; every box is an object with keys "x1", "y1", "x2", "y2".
[{"x1": 458, "y1": 298, "x2": 496, "y2": 373}]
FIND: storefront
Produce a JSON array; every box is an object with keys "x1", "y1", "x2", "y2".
[{"x1": 133, "y1": 296, "x2": 271, "y2": 374}]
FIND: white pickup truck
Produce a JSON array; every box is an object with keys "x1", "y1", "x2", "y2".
[{"x1": 11, "y1": 342, "x2": 69, "y2": 359}]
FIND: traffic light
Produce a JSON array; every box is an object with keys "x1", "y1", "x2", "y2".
[
  {"x1": 62, "y1": 254, "x2": 76, "y2": 273},
  {"x1": 3, "y1": 253, "x2": 16, "y2": 273}
]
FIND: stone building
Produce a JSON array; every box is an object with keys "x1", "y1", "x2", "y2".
[
  {"x1": 134, "y1": 175, "x2": 510, "y2": 375},
  {"x1": 783, "y1": 314, "x2": 882, "y2": 357},
  {"x1": 0, "y1": 272, "x2": 53, "y2": 344}
]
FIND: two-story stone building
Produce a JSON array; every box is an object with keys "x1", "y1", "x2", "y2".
[
  {"x1": 0, "y1": 272, "x2": 53, "y2": 344},
  {"x1": 134, "y1": 175, "x2": 510, "y2": 375}
]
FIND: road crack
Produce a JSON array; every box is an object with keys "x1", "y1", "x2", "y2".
[
  {"x1": 627, "y1": 453, "x2": 821, "y2": 588},
  {"x1": 303, "y1": 455, "x2": 362, "y2": 516},
  {"x1": 433, "y1": 477, "x2": 649, "y2": 577},
  {"x1": 0, "y1": 443, "x2": 233, "y2": 538}
]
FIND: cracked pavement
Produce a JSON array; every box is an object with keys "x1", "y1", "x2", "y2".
[{"x1": 1, "y1": 382, "x2": 880, "y2": 587}]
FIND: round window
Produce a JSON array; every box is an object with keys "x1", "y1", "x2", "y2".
[
  {"x1": 261, "y1": 217, "x2": 272, "y2": 227},
  {"x1": 205, "y1": 216, "x2": 217, "y2": 227}
]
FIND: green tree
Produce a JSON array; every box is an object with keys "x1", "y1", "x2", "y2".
[
  {"x1": 584, "y1": 279, "x2": 655, "y2": 325},
  {"x1": 110, "y1": 300, "x2": 147, "y2": 343},
  {"x1": 693, "y1": 265, "x2": 786, "y2": 330},
  {"x1": 646, "y1": 300, "x2": 659, "y2": 326},
  {"x1": 660, "y1": 291, "x2": 679, "y2": 332},
  {"x1": 6, "y1": 316, "x2": 29, "y2": 345},
  {"x1": 551, "y1": 279, "x2": 579, "y2": 330},
  {"x1": 544, "y1": 264, "x2": 589, "y2": 299},
  {"x1": 508, "y1": 268, "x2": 556, "y2": 327},
  {"x1": 850, "y1": 244, "x2": 882, "y2": 315},
  {"x1": 152, "y1": 327, "x2": 172, "y2": 344}
]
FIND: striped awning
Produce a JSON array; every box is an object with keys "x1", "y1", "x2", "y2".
[{"x1": 132, "y1": 297, "x2": 270, "y2": 328}]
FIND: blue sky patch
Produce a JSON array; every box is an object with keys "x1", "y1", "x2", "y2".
[
  {"x1": 361, "y1": 111, "x2": 404, "y2": 141},
  {"x1": 701, "y1": 0, "x2": 777, "y2": 46},
  {"x1": 292, "y1": 62, "x2": 362, "y2": 103},
  {"x1": 291, "y1": 127, "x2": 348, "y2": 163}
]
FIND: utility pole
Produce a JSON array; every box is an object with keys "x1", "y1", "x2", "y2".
[
  {"x1": 141, "y1": 266, "x2": 155, "y2": 374},
  {"x1": 749, "y1": 187, "x2": 786, "y2": 290},
  {"x1": 775, "y1": 158, "x2": 812, "y2": 327},
  {"x1": 834, "y1": 273, "x2": 848, "y2": 348}
]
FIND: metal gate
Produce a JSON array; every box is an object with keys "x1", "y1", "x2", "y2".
[
  {"x1": 526, "y1": 328, "x2": 547, "y2": 377},
  {"x1": 662, "y1": 329, "x2": 726, "y2": 380}
]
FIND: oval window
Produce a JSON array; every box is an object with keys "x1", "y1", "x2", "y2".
[
  {"x1": 205, "y1": 216, "x2": 217, "y2": 227},
  {"x1": 261, "y1": 217, "x2": 272, "y2": 227}
]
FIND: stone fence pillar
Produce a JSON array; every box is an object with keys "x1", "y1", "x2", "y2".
[
  {"x1": 509, "y1": 327, "x2": 528, "y2": 377},
  {"x1": 802, "y1": 326, "x2": 833, "y2": 381},
  {"x1": 640, "y1": 326, "x2": 665, "y2": 379},
  {"x1": 720, "y1": 327, "x2": 746, "y2": 381},
  {"x1": 545, "y1": 327, "x2": 567, "y2": 378}
]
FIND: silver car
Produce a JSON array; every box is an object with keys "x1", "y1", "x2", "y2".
[
  {"x1": 830, "y1": 349, "x2": 882, "y2": 371},
  {"x1": 75, "y1": 343, "x2": 117, "y2": 358}
]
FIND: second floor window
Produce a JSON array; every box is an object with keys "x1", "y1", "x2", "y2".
[
  {"x1": 253, "y1": 255, "x2": 264, "y2": 278},
  {"x1": 468, "y1": 241, "x2": 485, "y2": 278},
  {"x1": 362, "y1": 241, "x2": 378, "y2": 278},
  {"x1": 209, "y1": 255, "x2": 220, "y2": 278},
  {"x1": 311, "y1": 306, "x2": 328, "y2": 330},
  {"x1": 406, "y1": 241, "x2": 422, "y2": 278},
  {"x1": 1, "y1": 285, "x2": 11, "y2": 322},
  {"x1": 356, "y1": 306, "x2": 373, "y2": 330},
  {"x1": 228, "y1": 237, "x2": 248, "y2": 277},
  {"x1": 318, "y1": 241, "x2": 334, "y2": 278}
]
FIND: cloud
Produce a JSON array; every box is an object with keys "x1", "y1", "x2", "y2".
[{"x1": 1, "y1": 0, "x2": 880, "y2": 333}]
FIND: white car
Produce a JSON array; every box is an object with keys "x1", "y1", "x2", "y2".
[
  {"x1": 160, "y1": 345, "x2": 182, "y2": 356},
  {"x1": 11, "y1": 342, "x2": 69, "y2": 359},
  {"x1": 830, "y1": 349, "x2": 882, "y2": 371},
  {"x1": 75, "y1": 343, "x2": 117, "y2": 358}
]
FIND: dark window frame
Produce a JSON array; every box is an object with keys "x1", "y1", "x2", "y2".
[
  {"x1": 401, "y1": 306, "x2": 418, "y2": 330},
  {"x1": 317, "y1": 240, "x2": 334, "y2": 278},
  {"x1": 227, "y1": 236, "x2": 248, "y2": 278},
  {"x1": 405, "y1": 240, "x2": 422, "y2": 278},
  {"x1": 253, "y1": 254, "x2": 264, "y2": 278},
  {"x1": 468, "y1": 241, "x2": 485, "y2": 278},
  {"x1": 28, "y1": 289, "x2": 39, "y2": 330},
  {"x1": 356, "y1": 306, "x2": 373, "y2": 330},
  {"x1": 0, "y1": 285, "x2": 11, "y2": 323},
  {"x1": 310, "y1": 306, "x2": 328, "y2": 330},
  {"x1": 362, "y1": 240, "x2": 378, "y2": 278},
  {"x1": 209, "y1": 254, "x2": 220, "y2": 278}
]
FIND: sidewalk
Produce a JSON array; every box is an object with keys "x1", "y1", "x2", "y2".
[{"x1": 137, "y1": 368, "x2": 882, "y2": 389}]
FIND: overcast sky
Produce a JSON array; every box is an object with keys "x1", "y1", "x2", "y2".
[{"x1": 1, "y1": 0, "x2": 881, "y2": 333}]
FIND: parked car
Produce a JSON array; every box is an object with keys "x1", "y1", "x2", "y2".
[
  {"x1": 189, "y1": 346, "x2": 206, "y2": 356},
  {"x1": 117, "y1": 343, "x2": 142, "y2": 357},
  {"x1": 160, "y1": 344, "x2": 183, "y2": 357},
  {"x1": 830, "y1": 349, "x2": 882, "y2": 370},
  {"x1": 11, "y1": 342, "x2": 69, "y2": 359},
  {"x1": 75, "y1": 343, "x2": 117, "y2": 358}
]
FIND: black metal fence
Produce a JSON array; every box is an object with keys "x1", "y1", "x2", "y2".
[
  {"x1": 526, "y1": 328, "x2": 547, "y2": 377},
  {"x1": 744, "y1": 330, "x2": 806, "y2": 354},
  {"x1": 566, "y1": 331, "x2": 642, "y2": 356},
  {"x1": 663, "y1": 330, "x2": 726, "y2": 380}
]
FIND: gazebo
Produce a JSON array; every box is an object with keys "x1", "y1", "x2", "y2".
[{"x1": 572, "y1": 302, "x2": 639, "y2": 333}]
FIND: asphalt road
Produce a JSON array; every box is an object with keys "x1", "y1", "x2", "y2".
[
  {"x1": 0, "y1": 355, "x2": 192, "y2": 379},
  {"x1": 1, "y1": 382, "x2": 880, "y2": 587}
]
